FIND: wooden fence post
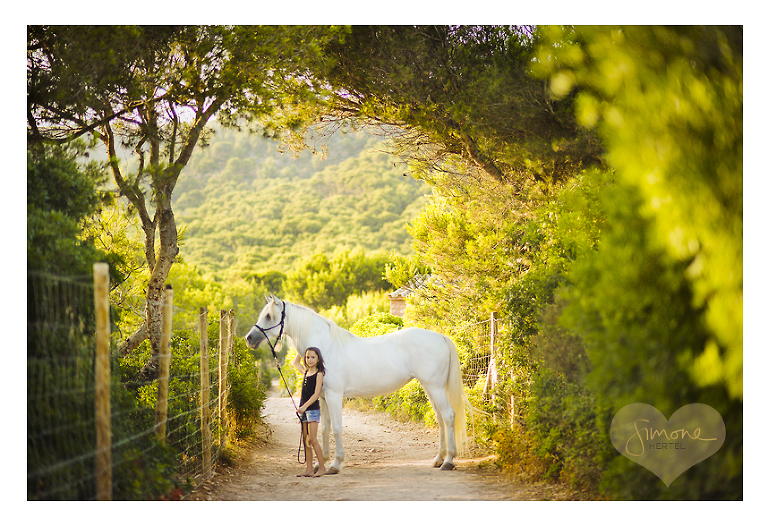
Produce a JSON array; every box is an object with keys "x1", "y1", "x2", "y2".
[
  {"x1": 510, "y1": 391, "x2": 516, "y2": 429},
  {"x1": 227, "y1": 310, "x2": 236, "y2": 362},
  {"x1": 225, "y1": 310, "x2": 236, "y2": 444},
  {"x1": 93, "y1": 262, "x2": 112, "y2": 501},
  {"x1": 218, "y1": 309, "x2": 230, "y2": 450},
  {"x1": 218, "y1": 310, "x2": 225, "y2": 424},
  {"x1": 483, "y1": 313, "x2": 498, "y2": 403},
  {"x1": 155, "y1": 285, "x2": 173, "y2": 443},
  {"x1": 199, "y1": 307, "x2": 212, "y2": 480}
]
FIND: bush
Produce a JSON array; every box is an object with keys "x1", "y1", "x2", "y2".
[
  {"x1": 489, "y1": 425, "x2": 548, "y2": 482},
  {"x1": 284, "y1": 248, "x2": 393, "y2": 310},
  {"x1": 115, "y1": 328, "x2": 267, "y2": 493},
  {"x1": 228, "y1": 361, "x2": 267, "y2": 438},
  {"x1": 535, "y1": 27, "x2": 742, "y2": 498},
  {"x1": 320, "y1": 290, "x2": 391, "y2": 329},
  {"x1": 561, "y1": 179, "x2": 742, "y2": 499},
  {"x1": 349, "y1": 311, "x2": 404, "y2": 336},
  {"x1": 527, "y1": 367, "x2": 606, "y2": 491},
  {"x1": 112, "y1": 442, "x2": 191, "y2": 500}
]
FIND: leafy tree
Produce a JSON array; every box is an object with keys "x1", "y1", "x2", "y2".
[
  {"x1": 370, "y1": 25, "x2": 742, "y2": 500},
  {"x1": 252, "y1": 270, "x2": 287, "y2": 298},
  {"x1": 406, "y1": 171, "x2": 533, "y2": 320},
  {"x1": 319, "y1": 290, "x2": 391, "y2": 330},
  {"x1": 554, "y1": 177, "x2": 741, "y2": 499},
  {"x1": 28, "y1": 25, "x2": 340, "y2": 377},
  {"x1": 284, "y1": 247, "x2": 392, "y2": 310},
  {"x1": 384, "y1": 254, "x2": 432, "y2": 290},
  {"x1": 26, "y1": 143, "x2": 170, "y2": 499},
  {"x1": 535, "y1": 25, "x2": 742, "y2": 400},
  {"x1": 309, "y1": 25, "x2": 602, "y2": 188},
  {"x1": 83, "y1": 201, "x2": 148, "y2": 330},
  {"x1": 531, "y1": 26, "x2": 742, "y2": 499},
  {"x1": 27, "y1": 142, "x2": 115, "y2": 276}
]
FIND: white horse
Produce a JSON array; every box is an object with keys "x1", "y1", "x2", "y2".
[{"x1": 244, "y1": 295, "x2": 469, "y2": 474}]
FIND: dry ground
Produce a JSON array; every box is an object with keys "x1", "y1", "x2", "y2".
[{"x1": 186, "y1": 394, "x2": 581, "y2": 501}]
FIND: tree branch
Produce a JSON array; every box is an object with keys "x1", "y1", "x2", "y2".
[
  {"x1": 458, "y1": 130, "x2": 509, "y2": 185},
  {"x1": 167, "y1": 96, "x2": 226, "y2": 193},
  {"x1": 118, "y1": 320, "x2": 148, "y2": 356},
  {"x1": 28, "y1": 95, "x2": 167, "y2": 144},
  {"x1": 103, "y1": 120, "x2": 157, "y2": 270}
]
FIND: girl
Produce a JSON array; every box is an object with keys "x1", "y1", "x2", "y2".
[{"x1": 292, "y1": 347, "x2": 326, "y2": 477}]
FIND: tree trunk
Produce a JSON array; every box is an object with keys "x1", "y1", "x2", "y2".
[
  {"x1": 135, "y1": 99, "x2": 225, "y2": 380},
  {"x1": 138, "y1": 197, "x2": 179, "y2": 380}
]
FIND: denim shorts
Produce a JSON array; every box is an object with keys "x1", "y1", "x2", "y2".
[{"x1": 303, "y1": 409, "x2": 321, "y2": 423}]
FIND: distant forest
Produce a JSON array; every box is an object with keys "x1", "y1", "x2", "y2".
[{"x1": 171, "y1": 126, "x2": 430, "y2": 280}]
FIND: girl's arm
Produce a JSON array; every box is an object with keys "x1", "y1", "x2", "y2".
[
  {"x1": 299, "y1": 372, "x2": 324, "y2": 412},
  {"x1": 291, "y1": 352, "x2": 306, "y2": 374}
]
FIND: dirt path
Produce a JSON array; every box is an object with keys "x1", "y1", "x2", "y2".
[{"x1": 187, "y1": 394, "x2": 576, "y2": 501}]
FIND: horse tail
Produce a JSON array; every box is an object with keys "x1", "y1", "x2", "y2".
[{"x1": 445, "y1": 336, "x2": 471, "y2": 456}]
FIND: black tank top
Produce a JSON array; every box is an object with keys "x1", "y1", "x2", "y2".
[{"x1": 300, "y1": 372, "x2": 321, "y2": 411}]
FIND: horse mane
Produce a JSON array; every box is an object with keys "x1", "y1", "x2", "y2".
[{"x1": 285, "y1": 300, "x2": 357, "y2": 347}]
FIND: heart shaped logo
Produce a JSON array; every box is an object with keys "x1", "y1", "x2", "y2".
[{"x1": 610, "y1": 403, "x2": 725, "y2": 486}]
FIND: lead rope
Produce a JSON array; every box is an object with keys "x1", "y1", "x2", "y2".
[
  {"x1": 270, "y1": 339, "x2": 307, "y2": 465},
  {"x1": 256, "y1": 303, "x2": 307, "y2": 465}
]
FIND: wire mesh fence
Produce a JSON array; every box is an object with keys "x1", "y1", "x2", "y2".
[
  {"x1": 28, "y1": 264, "x2": 508, "y2": 499},
  {"x1": 459, "y1": 314, "x2": 508, "y2": 400},
  {"x1": 462, "y1": 318, "x2": 494, "y2": 388},
  {"x1": 28, "y1": 271, "x2": 99, "y2": 499},
  {"x1": 27, "y1": 268, "x2": 234, "y2": 500}
]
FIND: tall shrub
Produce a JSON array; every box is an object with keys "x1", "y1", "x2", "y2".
[{"x1": 534, "y1": 25, "x2": 742, "y2": 499}]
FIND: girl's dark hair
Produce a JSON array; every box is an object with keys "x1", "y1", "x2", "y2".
[{"x1": 304, "y1": 347, "x2": 326, "y2": 374}]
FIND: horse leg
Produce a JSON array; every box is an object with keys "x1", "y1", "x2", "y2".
[
  {"x1": 320, "y1": 395, "x2": 331, "y2": 463},
  {"x1": 426, "y1": 392, "x2": 446, "y2": 468},
  {"x1": 423, "y1": 385, "x2": 457, "y2": 470},
  {"x1": 324, "y1": 390, "x2": 344, "y2": 474},
  {"x1": 432, "y1": 415, "x2": 447, "y2": 468}
]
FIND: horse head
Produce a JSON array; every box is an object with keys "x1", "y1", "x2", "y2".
[{"x1": 244, "y1": 294, "x2": 285, "y2": 349}]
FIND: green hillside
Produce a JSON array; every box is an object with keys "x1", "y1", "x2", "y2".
[{"x1": 172, "y1": 126, "x2": 430, "y2": 280}]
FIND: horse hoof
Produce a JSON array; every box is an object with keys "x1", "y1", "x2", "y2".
[
  {"x1": 440, "y1": 461, "x2": 455, "y2": 471},
  {"x1": 327, "y1": 466, "x2": 340, "y2": 475},
  {"x1": 432, "y1": 458, "x2": 444, "y2": 468}
]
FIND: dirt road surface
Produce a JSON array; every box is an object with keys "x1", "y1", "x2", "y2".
[{"x1": 187, "y1": 394, "x2": 579, "y2": 501}]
